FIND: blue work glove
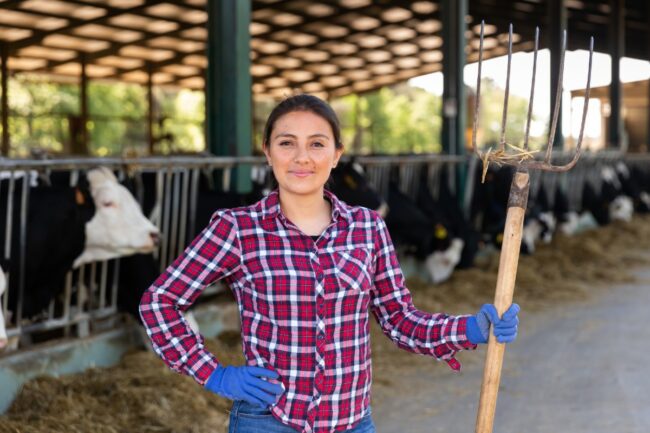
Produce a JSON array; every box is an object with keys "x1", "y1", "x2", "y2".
[
  {"x1": 466, "y1": 303, "x2": 520, "y2": 344},
  {"x1": 204, "y1": 365, "x2": 284, "y2": 408}
]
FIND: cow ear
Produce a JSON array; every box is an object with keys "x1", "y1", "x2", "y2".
[
  {"x1": 75, "y1": 187, "x2": 86, "y2": 205},
  {"x1": 87, "y1": 166, "x2": 117, "y2": 186}
]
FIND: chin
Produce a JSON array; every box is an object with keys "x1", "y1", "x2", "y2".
[{"x1": 279, "y1": 182, "x2": 325, "y2": 196}]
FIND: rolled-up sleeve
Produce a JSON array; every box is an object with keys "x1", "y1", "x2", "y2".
[
  {"x1": 369, "y1": 213, "x2": 476, "y2": 371},
  {"x1": 139, "y1": 210, "x2": 242, "y2": 385}
]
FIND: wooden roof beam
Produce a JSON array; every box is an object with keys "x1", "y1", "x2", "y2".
[
  {"x1": 1, "y1": 0, "x2": 168, "y2": 53},
  {"x1": 39, "y1": 19, "x2": 200, "y2": 71},
  {"x1": 109, "y1": 2, "x2": 441, "y2": 78}
]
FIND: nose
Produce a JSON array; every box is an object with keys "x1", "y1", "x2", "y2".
[{"x1": 294, "y1": 146, "x2": 310, "y2": 163}]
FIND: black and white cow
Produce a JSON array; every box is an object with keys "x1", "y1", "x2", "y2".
[
  {"x1": 600, "y1": 165, "x2": 634, "y2": 223},
  {"x1": 385, "y1": 179, "x2": 436, "y2": 260},
  {"x1": 329, "y1": 160, "x2": 388, "y2": 217},
  {"x1": 468, "y1": 164, "x2": 512, "y2": 250},
  {"x1": 469, "y1": 164, "x2": 557, "y2": 255},
  {"x1": 415, "y1": 165, "x2": 479, "y2": 282},
  {"x1": 578, "y1": 165, "x2": 634, "y2": 229},
  {"x1": 382, "y1": 166, "x2": 467, "y2": 284},
  {"x1": 553, "y1": 181, "x2": 598, "y2": 236},
  {"x1": 616, "y1": 161, "x2": 650, "y2": 214},
  {"x1": 0, "y1": 167, "x2": 159, "y2": 321},
  {"x1": 521, "y1": 183, "x2": 557, "y2": 254},
  {"x1": 630, "y1": 163, "x2": 650, "y2": 212}
]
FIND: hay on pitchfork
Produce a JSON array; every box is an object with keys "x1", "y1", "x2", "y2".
[{"x1": 479, "y1": 143, "x2": 539, "y2": 183}]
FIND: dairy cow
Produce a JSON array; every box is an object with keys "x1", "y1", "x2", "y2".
[
  {"x1": 469, "y1": 164, "x2": 558, "y2": 254},
  {"x1": 329, "y1": 160, "x2": 388, "y2": 217},
  {"x1": 415, "y1": 165, "x2": 479, "y2": 282},
  {"x1": 579, "y1": 165, "x2": 634, "y2": 228},
  {"x1": 381, "y1": 166, "x2": 469, "y2": 284},
  {"x1": 0, "y1": 167, "x2": 159, "y2": 320},
  {"x1": 616, "y1": 161, "x2": 650, "y2": 213}
]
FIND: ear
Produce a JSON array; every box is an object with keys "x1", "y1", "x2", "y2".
[
  {"x1": 333, "y1": 146, "x2": 344, "y2": 168},
  {"x1": 262, "y1": 142, "x2": 272, "y2": 166}
]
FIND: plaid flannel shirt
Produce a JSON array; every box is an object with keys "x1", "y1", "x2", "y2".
[{"x1": 139, "y1": 189, "x2": 476, "y2": 433}]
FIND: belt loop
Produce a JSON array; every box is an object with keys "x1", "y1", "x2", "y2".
[{"x1": 231, "y1": 400, "x2": 241, "y2": 416}]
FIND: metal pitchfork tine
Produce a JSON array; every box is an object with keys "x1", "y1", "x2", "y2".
[{"x1": 472, "y1": 22, "x2": 594, "y2": 433}]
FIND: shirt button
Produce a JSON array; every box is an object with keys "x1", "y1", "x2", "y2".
[{"x1": 317, "y1": 333, "x2": 324, "y2": 340}]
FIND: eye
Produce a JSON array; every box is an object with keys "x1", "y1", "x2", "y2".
[
  {"x1": 102, "y1": 201, "x2": 115, "y2": 208},
  {"x1": 278, "y1": 140, "x2": 292, "y2": 146},
  {"x1": 312, "y1": 141, "x2": 325, "y2": 147}
]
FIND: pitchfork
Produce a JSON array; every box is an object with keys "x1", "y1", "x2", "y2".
[{"x1": 471, "y1": 22, "x2": 593, "y2": 433}]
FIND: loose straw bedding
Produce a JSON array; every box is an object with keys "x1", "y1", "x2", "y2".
[{"x1": 2, "y1": 216, "x2": 649, "y2": 433}]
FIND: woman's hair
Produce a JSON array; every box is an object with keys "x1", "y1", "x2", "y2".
[{"x1": 262, "y1": 94, "x2": 343, "y2": 149}]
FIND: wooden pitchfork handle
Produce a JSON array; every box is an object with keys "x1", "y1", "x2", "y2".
[{"x1": 475, "y1": 170, "x2": 529, "y2": 433}]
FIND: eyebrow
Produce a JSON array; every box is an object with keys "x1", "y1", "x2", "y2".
[{"x1": 273, "y1": 133, "x2": 331, "y2": 140}]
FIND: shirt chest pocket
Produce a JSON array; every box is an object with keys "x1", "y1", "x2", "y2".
[{"x1": 332, "y1": 248, "x2": 373, "y2": 292}]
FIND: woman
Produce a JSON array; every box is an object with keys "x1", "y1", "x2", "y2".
[{"x1": 139, "y1": 94, "x2": 519, "y2": 433}]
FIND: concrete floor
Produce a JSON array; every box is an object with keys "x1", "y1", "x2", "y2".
[{"x1": 372, "y1": 265, "x2": 650, "y2": 433}]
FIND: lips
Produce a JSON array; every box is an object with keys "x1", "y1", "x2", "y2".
[{"x1": 290, "y1": 171, "x2": 314, "y2": 177}]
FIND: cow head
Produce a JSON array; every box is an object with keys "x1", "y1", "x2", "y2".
[
  {"x1": 73, "y1": 167, "x2": 160, "y2": 267},
  {"x1": 330, "y1": 161, "x2": 388, "y2": 217},
  {"x1": 424, "y1": 238, "x2": 464, "y2": 284},
  {"x1": 609, "y1": 195, "x2": 634, "y2": 222}
]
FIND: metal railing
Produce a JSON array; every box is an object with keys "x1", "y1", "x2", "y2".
[
  {"x1": 0, "y1": 156, "x2": 260, "y2": 351},
  {"x1": 0, "y1": 151, "x2": 648, "y2": 354}
]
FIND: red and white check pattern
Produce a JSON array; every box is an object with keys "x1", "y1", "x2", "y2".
[{"x1": 140, "y1": 189, "x2": 476, "y2": 433}]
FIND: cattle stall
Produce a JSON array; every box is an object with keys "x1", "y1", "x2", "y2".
[
  {"x1": 0, "y1": 156, "x2": 265, "y2": 350},
  {"x1": 1, "y1": 152, "x2": 650, "y2": 414}
]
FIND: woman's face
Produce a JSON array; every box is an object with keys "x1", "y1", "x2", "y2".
[{"x1": 264, "y1": 110, "x2": 343, "y2": 198}]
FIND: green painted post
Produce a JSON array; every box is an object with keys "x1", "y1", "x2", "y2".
[
  {"x1": 1, "y1": 44, "x2": 9, "y2": 157},
  {"x1": 607, "y1": 0, "x2": 624, "y2": 149},
  {"x1": 548, "y1": 0, "x2": 566, "y2": 149},
  {"x1": 441, "y1": 0, "x2": 467, "y2": 156},
  {"x1": 441, "y1": 0, "x2": 468, "y2": 204},
  {"x1": 206, "y1": 0, "x2": 252, "y2": 193}
]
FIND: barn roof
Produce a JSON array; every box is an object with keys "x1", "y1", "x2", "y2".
[{"x1": 0, "y1": 0, "x2": 646, "y2": 97}]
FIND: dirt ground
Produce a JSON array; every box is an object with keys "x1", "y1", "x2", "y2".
[
  {"x1": 372, "y1": 263, "x2": 650, "y2": 433},
  {"x1": 1, "y1": 215, "x2": 649, "y2": 433}
]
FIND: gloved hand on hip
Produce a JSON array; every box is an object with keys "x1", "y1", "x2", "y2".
[
  {"x1": 205, "y1": 365, "x2": 285, "y2": 408},
  {"x1": 466, "y1": 303, "x2": 520, "y2": 344}
]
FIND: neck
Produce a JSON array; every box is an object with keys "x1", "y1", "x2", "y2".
[
  {"x1": 279, "y1": 188, "x2": 329, "y2": 218},
  {"x1": 278, "y1": 188, "x2": 331, "y2": 235}
]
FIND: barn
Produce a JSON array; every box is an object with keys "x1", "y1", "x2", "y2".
[{"x1": 1, "y1": 1, "x2": 650, "y2": 432}]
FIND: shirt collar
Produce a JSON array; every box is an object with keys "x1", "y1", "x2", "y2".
[{"x1": 261, "y1": 188, "x2": 352, "y2": 224}]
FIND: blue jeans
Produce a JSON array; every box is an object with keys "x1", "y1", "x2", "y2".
[{"x1": 228, "y1": 400, "x2": 376, "y2": 433}]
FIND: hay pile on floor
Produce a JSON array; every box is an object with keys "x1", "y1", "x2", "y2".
[
  {"x1": 0, "y1": 333, "x2": 244, "y2": 433},
  {"x1": 1, "y1": 216, "x2": 649, "y2": 432}
]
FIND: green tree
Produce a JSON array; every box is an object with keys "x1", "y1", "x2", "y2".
[
  {"x1": 474, "y1": 77, "x2": 541, "y2": 150},
  {"x1": 334, "y1": 85, "x2": 442, "y2": 154},
  {"x1": 5, "y1": 75, "x2": 207, "y2": 156},
  {"x1": 155, "y1": 87, "x2": 205, "y2": 154},
  {"x1": 88, "y1": 81, "x2": 147, "y2": 156},
  {"x1": 8, "y1": 76, "x2": 78, "y2": 156}
]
